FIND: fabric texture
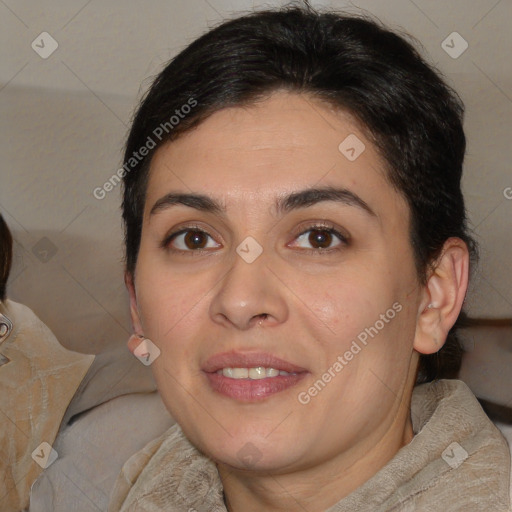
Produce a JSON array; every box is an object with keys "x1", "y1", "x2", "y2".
[
  {"x1": 0, "y1": 300, "x2": 95, "y2": 512},
  {"x1": 58, "y1": 342, "x2": 160, "y2": 428},
  {"x1": 108, "y1": 379, "x2": 511, "y2": 512},
  {"x1": 26, "y1": 332, "x2": 173, "y2": 511},
  {"x1": 28, "y1": 391, "x2": 174, "y2": 512}
]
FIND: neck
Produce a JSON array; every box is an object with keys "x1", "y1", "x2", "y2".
[{"x1": 219, "y1": 399, "x2": 414, "y2": 512}]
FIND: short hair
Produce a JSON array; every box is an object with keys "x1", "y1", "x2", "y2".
[
  {"x1": 121, "y1": 5, "x2": 477, "y2": 383},
  {"x1": 0, "y1": 215, "x2": 12, "y2": 301}
]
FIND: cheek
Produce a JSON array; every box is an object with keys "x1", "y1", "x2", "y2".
[
  {"x1": 134, "y1": 263, "x2": 209, "y2": 407},
  {"x1": 295, "y1": 271, "x2": 392, "y2": 342},
  {"x1": 299, "y1": 269, "x2": 415, "y2": 381},
  {"x1": 135, "y1": 261, "x2": 208, "y2": 343}
]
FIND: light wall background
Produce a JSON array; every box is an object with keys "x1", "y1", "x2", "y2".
[{"x1": 1, "y1": 0, "x2": 511, "y2": 354}]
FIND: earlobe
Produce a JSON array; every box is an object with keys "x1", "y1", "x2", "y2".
[
  {"x1": 414, "y1": 238, "x2": 469, "y2": 355},
  {"x1": 127, "y1": 333, "x2": 144, "y2": 354},
  {"x1": 125, "y1": 271, "x2": 144, "y2": 336}
]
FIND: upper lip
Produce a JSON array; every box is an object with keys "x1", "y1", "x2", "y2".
[{"x1": 202, "y1": 351, "x2": 308, "y2": 374}]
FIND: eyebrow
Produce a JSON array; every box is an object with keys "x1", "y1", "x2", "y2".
[
  {"x1": 149, "y1": 186, "x2": 376, "y2": 218},
  {"x1": 277, "y1": 186, "x2": 376, "y2": 217}
]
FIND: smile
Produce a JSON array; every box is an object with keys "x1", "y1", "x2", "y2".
[
  {"x1": 216, "y1": 367, "x2": 297, "y2": 379},
  {"x1": 202, "y1": 352, "x2": 308, "y2": 402}
]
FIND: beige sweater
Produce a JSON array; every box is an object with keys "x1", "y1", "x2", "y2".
[
  {"x1": 0, "y1": 300, "x2": 95, "y2": 512},
  {"x1": 109, "y1": 380, "x2": 511, "y2": 511}
]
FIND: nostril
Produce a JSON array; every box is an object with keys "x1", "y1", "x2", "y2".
[{"x1": 254, "y1": 313, "x2": 268, "y2": 326}]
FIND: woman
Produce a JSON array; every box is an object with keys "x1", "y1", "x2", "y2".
[{"x1": 110, "y1": 5, "x2": 511, "y2": 511}]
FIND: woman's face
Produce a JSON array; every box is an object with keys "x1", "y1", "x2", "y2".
[{"x1": 129, "y1": 91, "x2": 424, "y2": 473}]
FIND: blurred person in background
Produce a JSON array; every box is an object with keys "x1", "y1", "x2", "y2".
[{"x1": 0, "y1": 214, "x2": 95, "y2": 510}]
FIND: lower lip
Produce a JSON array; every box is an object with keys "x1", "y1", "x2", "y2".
[{"x1": 204, "y1": 372, "x2": 307, "y2": 402}]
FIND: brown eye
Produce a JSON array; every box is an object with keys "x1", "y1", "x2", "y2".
[
  {"x1": 167, "y1": 229, "x2": 220, "y2": 251},
  {"x1": 184, "y1": 230, "x2": 208, "y2": 249},
  {"x1": 291, "y1": 226, "x2": 347, "y2": 251},
  {"x1": 308, "y1": 229, "x2": 333, "y2": 249}
]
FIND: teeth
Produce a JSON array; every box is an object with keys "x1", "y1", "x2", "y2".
[
  {"x1": 217, "y1": 367, "x2": 295, "y2": 380},
  {"x1": 221, "y1": 368, "x2": 233, "y2": 378},
  {"x1": 232, "y1": 368, "x2": 249, "y2": 379},
  {"x1": 249, "y1": 367, "x2": 266, "y2": 379}
]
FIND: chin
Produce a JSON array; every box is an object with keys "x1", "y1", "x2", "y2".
[{"x1": 195, "y1": 428, "x2": 305, "y2": 473}]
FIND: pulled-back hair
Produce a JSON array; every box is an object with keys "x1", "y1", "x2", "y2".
[{"x1": 121, "y1": 4, "x2": 477, "y2": 383}]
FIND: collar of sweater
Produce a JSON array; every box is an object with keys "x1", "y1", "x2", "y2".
[{"x1": 109, "y1": 379, "x2": 511, "y2": 512}]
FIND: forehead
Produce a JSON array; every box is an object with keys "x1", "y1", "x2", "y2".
[{"x1": 145, "y1": 91, "x2": 407, "y2": 222}]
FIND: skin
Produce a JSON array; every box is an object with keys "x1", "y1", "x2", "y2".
[{"x1": 127, "y1": 91, "x2": 469, "y2": 511}]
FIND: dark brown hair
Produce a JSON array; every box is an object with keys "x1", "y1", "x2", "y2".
[
  {"x1": 121, "y1": 5, "x2": 478, "y2": 383},
  {"x1": 0, "y1": 215, "x2": 12, "y2": 301}
]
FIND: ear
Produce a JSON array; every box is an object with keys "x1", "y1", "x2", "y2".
[
  {"x1": 125, "y1": 271, "x2": 144, "y2": 354},
  {"x1": 414, "y1": 237, "x2": 469, "y2": 355}
]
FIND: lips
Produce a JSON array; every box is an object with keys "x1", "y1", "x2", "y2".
[
  {"x1": 202, "y1": 351, "x2": 308, "y2": 402},
  {"x1": 202, "y1": 351, "x2": 308, "y2": 374}
]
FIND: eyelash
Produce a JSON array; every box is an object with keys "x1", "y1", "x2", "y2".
[{"x1": 162, "y1": 223, "x2": 349, "y2": 254}]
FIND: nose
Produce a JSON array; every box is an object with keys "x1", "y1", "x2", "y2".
[{"x1": 209, "y1": 251, "x2": 288, "y2": 330}]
